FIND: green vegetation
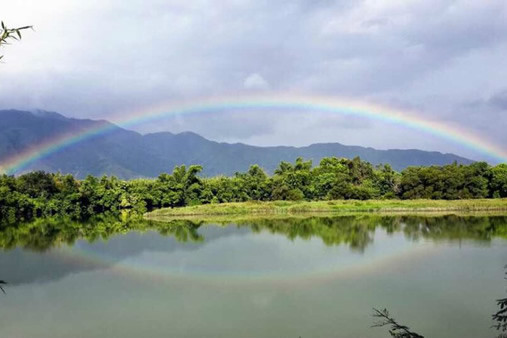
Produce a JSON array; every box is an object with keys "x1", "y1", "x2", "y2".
[
  {"x1": 0, "y1": 214, "x2": 202, "y2": 252},
  {"x1": 2, "y1": 157, "x2": 507, "y2": 224},
  {"x1": 146, "y1": 199, "x2": 507, "y2": 219},
  {"x1": 0, "y1": 21, "x2": 32, "y2": 61},
  {"x1": 2, "y1": 213, "x2": 507, "y2": 252},
  {"x1": 224, "y1": 214, "x2": 507, "y2": 250}
]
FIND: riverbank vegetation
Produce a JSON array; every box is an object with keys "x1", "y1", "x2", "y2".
[
  {"x1": 1, "y1": 157, "x2": 507, "y2": 223},
  {"x1": 146, "y1": 199, "x2": 507, "y2": 219}
]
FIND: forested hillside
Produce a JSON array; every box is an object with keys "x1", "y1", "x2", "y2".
[{"x1": 0, "y1": 109, "x2": 473, "y2": 177}]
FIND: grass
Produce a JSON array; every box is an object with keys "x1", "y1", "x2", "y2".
[{"x1": 145, "y1": 198, "x2": 507, "y2": 220}]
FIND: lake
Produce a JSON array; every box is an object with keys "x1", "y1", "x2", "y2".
[{"x1": 0, "y1": 214, "x2": 506, "y2": 338}]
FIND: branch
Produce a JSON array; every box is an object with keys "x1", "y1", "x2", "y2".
[
  {"x1": 493, "y1": 266, "x2": 507, "y2": 332},
  {"x1": 372, "y1": 308, "x2": 424, "y2": 338},
  {"x1": 493, "y1": 297, "x2": 507, "y2": 331},
  {"x1": 0, "y1": 21, "x2": 33, "y2": 61}
]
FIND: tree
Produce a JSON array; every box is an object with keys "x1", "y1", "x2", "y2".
[
  {"x1": 490, "y1": 164, "x2": 507, "y2": 198},
  {"x1": 157, "y1": 165, "x2": 204, "y2": 207},
  {"x1": 238, "y1": 165, "x2": 269, "y2": 200},
  {"x1": 462, "y1": 162, "x2": 489, "y2": 198},
  {"x1": 272, "y1": 157, "x2": 313, "y2": 200},
  {"x1": 374, "y1": 164, "x2": 399, "y2": 198}
]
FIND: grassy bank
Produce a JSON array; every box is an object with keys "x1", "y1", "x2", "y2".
[{"x1": 145, "y1": 199, "x2": 507, "y2": 220}]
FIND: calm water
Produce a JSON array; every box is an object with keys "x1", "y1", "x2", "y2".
[{"x1": 0, "y1": 214, "x2": 506, "y2": 338}]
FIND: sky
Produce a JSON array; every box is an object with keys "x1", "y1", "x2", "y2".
[{"x1": 1, "y1": 0, "x2": 507, "y2": 162}]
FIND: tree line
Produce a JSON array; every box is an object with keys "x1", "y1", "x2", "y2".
[{"x1": 1, "y1": 156, "x2": 507, "y2": 223}]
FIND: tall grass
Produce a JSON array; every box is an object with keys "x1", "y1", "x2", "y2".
[{"x1": 145, "y1": 199, "x2": 507, "y2": 219}]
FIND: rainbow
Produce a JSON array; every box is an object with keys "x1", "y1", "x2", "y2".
[
  {"x1": 56, "y1": 228, "x2": 432, "y2": 287},
  {"x1": 1, "y1": 94, "x2": 506, "y2": 174}
]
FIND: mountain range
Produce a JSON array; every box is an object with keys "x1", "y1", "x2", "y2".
[{"x1": 0, "y1": 109, "x2": 474, "y2": 178}]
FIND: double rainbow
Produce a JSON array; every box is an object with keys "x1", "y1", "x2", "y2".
[{"x1": 1, "y1": 94, "x2": 506, "y2": 174}]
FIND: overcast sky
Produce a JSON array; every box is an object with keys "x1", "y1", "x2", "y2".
[{"x1": 1, "y1": 0, "x2": 507, "y2": 161}]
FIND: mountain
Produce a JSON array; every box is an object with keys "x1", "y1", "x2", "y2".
[{"x1": 0, "y1": 109, "x2": 474, "y2": 178}]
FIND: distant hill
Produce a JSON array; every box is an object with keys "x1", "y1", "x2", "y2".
[{"x1": 0, "y1": 109, "x2": 474, "y2": 178}]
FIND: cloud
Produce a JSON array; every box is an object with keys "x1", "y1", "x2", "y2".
[
  {"x1": 137, "y1": 109, "x2": 277, "y2": 140},
  {"x1": 243, "y1": 73, "x2": 270, "y2": 90},
  {"x1": 488, "y1": 90, "x2": 507, "y2": 110},
  {"x1": 1, "y1": 0, "x2": 507, "y2": 161}
]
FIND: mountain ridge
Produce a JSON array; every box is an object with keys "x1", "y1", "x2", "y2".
[{"x1": 0, "y1": 109, "x2": 474, "y2": 178}]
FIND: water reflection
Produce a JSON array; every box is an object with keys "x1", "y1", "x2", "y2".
[
  {"x1": 0, "y1": 214, "x2": 506, "y2": 338},
  {"x1": 375, "y1": 264, "x2": 507, "y2": 338},
  {"x1": 1, "y1": 214, "x2": 507, "y2": 252},
  {"x1": 0, "y1": 220, "x2": 249, "y2": 286},
  {"x1": 1, "y1": 214, "x2": 506, "y2": 286}
]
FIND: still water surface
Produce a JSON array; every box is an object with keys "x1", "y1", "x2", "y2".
[{"x1": 0, "y1": 214, "x2": 506, "y2": 338}]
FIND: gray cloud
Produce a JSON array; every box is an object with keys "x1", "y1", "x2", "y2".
[
  {"x1": 488, "y1": 90, "x2": 507, "y2": 110},
  {"x1": 1, "y1": 0, "x2": 507, "y2": 161}
]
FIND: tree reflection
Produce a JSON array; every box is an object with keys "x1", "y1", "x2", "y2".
[
  {"x1": 234, "y1": 214, "x2": 507, "y2": 250},
  {"x1": 0, "y1": 214, "x2": 204, "y2": 252},
  {"x1": 1, "y1": 214, "x2": 507, "y2": 252},
  {"x1": 1, "y1": 214, "x2": 507, "y2": 336}
]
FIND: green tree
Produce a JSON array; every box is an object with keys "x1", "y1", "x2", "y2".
[
  {"x1": 157, "y1": 165, "x2": 204, "y2": 207},
  {"x1": 243, "y1": 164, "x2": 269, "y2": 200},
  {"x1": 1, "y1": 158, "x2": 506, "y2": 225},
  {"x1": 271, "y1": 158, "x2": 313, "y2": 200},
  {"x1": 490, "y1": 164, "x2": 507, "y2": 198},
  {"x1": 461, "y1": 162, "x2": 489, "y2": 198},
  {"x1": 374, "y1": 164, "x2": 399, "y2": 198}
]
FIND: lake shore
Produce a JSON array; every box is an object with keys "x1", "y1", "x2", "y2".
[{"x1": 144, "y1": 199, "x2": 507, "y2": 220}]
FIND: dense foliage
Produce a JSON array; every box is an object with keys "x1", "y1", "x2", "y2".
[{"x1": 1, "y1": 157, "x2": 507, "y2": 223}]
